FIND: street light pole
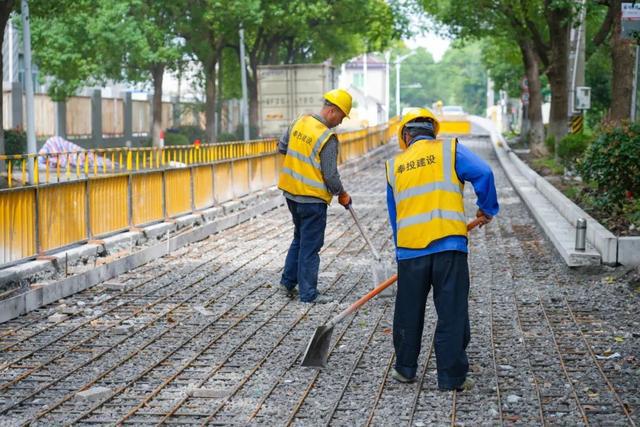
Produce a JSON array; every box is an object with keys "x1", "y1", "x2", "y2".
[
  {"x1": 384, "y1": 51, "x2": 390, "y2": 122},
  {"x1": 21, "y1": 0, "x2": 37, "y2": 184},
  {"x1": 395, "y1": 52, "x2": 416, "y2": 117}
]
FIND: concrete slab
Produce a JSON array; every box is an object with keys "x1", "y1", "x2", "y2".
[
  {"x1": 76, "y1": 387, "x2": 112, "y2": 401},
  {"x1": 618, "y1": 237, "x2": 640, "y2": 266},
  {"x1": 201, "y1": 206, "x2": 223, "y2": 222},
  {"x1": 144, "y1": 222, "x2": 177, "y2": 240},
  {"x1": 176, "y1": 213, "x2": 203, "y2": 229},
  {"x1": 102, "y1": 231, "x2": 144, "y2": 252},
  {"x1": 471, "y1": 116, "x2": 601, "y2": 267}
]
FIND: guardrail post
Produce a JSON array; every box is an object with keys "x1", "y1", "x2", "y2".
[
  {"x1": 123, "y1": 91, "x2": 133, "y2": 145},
  {"x1": 91, "y1": 89, "x2": 102, "y2": 148}
]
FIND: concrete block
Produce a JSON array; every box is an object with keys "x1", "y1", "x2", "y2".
[
  {"x1": 76, "y1": 386, "x2": 112, "y2": 401},
  {"x1": 201, "y1": 206, "x2": 223, "y2": 222},
  {"x1": 103, "y1": 281, "x2": 132, "y2": 292},
  {"x1": 618, "y1": 237, "x2": 640, "y2": 266},
  {"x1": 186, "y1": 387, "x2": 228, "y2": 398},
  {"x1": 176, "y1": 214, "x2": 202, "y2": 229},
  {"x1": 48, "y1": 313, "x2": 68, "y2": 323},
  {"x1": 51, "y1": 243, "x2": 103, "y2": 267},
  {"x1": 222, "y1": 200, "x2": 242, "y2": 214},
  {"x1": 144, "y1": 222, "x2": 176, "y2": 240},
  {"x1": 102, "y1": 231, "x2": 144, "y2": 252},
  {"x1": 113, "y1": 324, "x2": 135, "y2": 335}
]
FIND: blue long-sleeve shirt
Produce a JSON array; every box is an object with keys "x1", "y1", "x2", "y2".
[{"x1": 387, "y1": 137, "x2": 499, "y2": 261}]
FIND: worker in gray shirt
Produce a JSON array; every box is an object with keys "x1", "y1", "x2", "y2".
[{"x1": 277, "y1": 89, "x2": 353, "y2": 304}]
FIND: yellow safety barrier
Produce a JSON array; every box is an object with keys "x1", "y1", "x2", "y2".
[
  {"x1": 0, "y1": 120, "x2": 397, "y2": 266},
  {"x1": 131, "y1": 172, "x2": 164, "y2": 226},
  {"x1": 193, "y1": 165, "x2": 214, "y2": 210},
  {"x1": 38, "y1": 182, "x2": 87, "y2": 252},
  {"x1": 231, "y1": 159, "x2": 250, "y2": 198},
  {"x1": 89, "y1": 176, "x2": 129, "y2": 237},
  {"x1": 165, "y1": 169, "x2": 192, "y2": 217},
  {"x1": 438, "y1": 115, "x2": 471, "y2": 135},
  {"x1": 0, "y1": 189, "x2": 36, "y2": 265}
]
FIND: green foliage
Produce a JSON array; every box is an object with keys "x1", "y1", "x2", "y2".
[
  {"x1": 167, "y1": 126, "x2": 207, "y2": 144},
  {"x1": 4, "y1": 129, "x2": 27, "y2": 155},
  {"x1": 164, "y1": 132, "x2": 190, "y2": 146},
  {"x1": 217, "y1": 132, "x2": 238, "y2": 142},
  {"x1": 585, "y1": 45, "x2": 611, "y2": 129},
  {"x1": 532, "y1": 156, "x2": 564, "y2": 175},
  {"x1": 28, "y1": 0, "x2": 183, "y2": 100},
  {"x1": 557, "y1": 133, "x2": 591, "y2": 168},
  {"x1": 480, "y1": 37, "x2": 522, "y2": 98},
  {"x1": 545, "y1": 135, "x2": 555, "y2": 154},
  {"x1": 579, "y1": 122, "x2": 640, "y2": 209},
  {"x1": 389, "y1": 42, "x2": 487, "y2": 115}
]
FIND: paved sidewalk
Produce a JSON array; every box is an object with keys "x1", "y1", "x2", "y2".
[{"x1": 0, "y1": 137, "x2": 637, "y2": 426}]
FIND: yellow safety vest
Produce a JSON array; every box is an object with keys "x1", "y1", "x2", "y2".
[
  {"x1": 278, "y1": 115, "x2": 335, "y2": 203},
  {"x1": 386, "y1": 138, "x2": 467, "y2": 249}
]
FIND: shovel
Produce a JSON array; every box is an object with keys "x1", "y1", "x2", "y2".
[
  {"x1": 301, "y1": 217, "x2": 485, "y2": 368},
  {"x1": 346, "y1": 204, "x2": 392, "y2": 286}
]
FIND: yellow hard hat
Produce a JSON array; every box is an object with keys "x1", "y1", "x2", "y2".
[
  {"x1": 397, "y1": 107, "x2": 440, "y2": 150},
  {"x1": 436, "y1": 100, "x2": 443, "y2": 107},
  {"x1": 324, "y1": 89, "x2": 352, "y2": 117}
]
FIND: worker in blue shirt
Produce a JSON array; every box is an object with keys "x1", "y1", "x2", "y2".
[{"x1": 385, "y1": 108, "x2": 499, "y2": 391}]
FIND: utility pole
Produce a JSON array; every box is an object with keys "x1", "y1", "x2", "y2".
[
  {"x1": 21, "y1": 0, "x2": 37, "y2": 184},
  {"x1": 384, "y1": 51, "x2": 391, "y2": 122},
  {"x1": 395, "y1": 52, "x2": 416, "y2": 117},
  {"x1": 363, "y1": 52, "x2": 368, "y2": 123},
  {"x1": 239, "y1": 25, "x2": 250, "y2": 141},
  {"x1": 569, "y1": 0, "x2": 586, "y2": 115}
]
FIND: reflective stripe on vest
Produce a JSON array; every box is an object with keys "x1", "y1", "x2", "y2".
[
  {"x1": 277, "y1": 116, "x2": 334, "y2": 203},
  {"x1": 386, "y1": 138, "x2": 467, "y2": 249}
]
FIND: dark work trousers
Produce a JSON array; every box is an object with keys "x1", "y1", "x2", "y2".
[
  {"x1": 393, "y1": 251, "x2": 470, "y2": 389},
  {"x1": 280, "y1": 199, "x2": 328, "y2": 302}
]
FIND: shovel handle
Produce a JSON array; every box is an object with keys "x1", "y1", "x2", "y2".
[
  {"x1": 329, "y1": 274, "x2": 398, "y2": 326},
  {"x1": 327, "y1": 218, "x2": 484, "y2": 327},
  {"x1": 347, "y1": 205, "x2": 381, "y2": 261}
]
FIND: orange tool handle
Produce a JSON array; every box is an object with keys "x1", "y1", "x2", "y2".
[{"x1": 328, "y1": 218, "x2": 484, "y2": 327}]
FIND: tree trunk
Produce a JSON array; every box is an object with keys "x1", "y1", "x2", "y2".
[
  {"x1": 151, "y1": 64, "x2": 164, "y2": 148},
  {"x1": 520, "y1": 40, "x2": 546, "y2": 156},
  {"x1": 248, "y1": 70, "x2": 259, "y2": 134},
  {"x1": 545, "y1": 2, "x2": 571, "y2": 142},
  {"x1": 204, "y1": 61, "x2": 217, "y2": 143},
  {"x1": 610, "y1": 0, "x2": 636, "y2": 122}
]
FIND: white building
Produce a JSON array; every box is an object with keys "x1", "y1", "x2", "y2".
[{"x1": 338, "y1": 54, "x2": 389, "y2": 128}]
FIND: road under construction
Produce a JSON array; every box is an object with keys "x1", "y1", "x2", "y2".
[{"x1": 0, "y1": 120, "x2": 638, "y2": 425}]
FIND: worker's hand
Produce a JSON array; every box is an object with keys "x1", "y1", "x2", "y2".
[
  {"x1": 476, "y1": 209, "x2": 492, "y2": 228},
  {"x1": 338, "y1": 191, "x2": 352, "y2": 209}
]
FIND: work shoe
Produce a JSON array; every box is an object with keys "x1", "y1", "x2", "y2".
[
  {"x1": 281, "y1": 285, "x2": 297, "y2": 299},
  {"x1": 439, "y1": 377, "x2": 475, "y2": 392},
  {"x1": 391, "y1": 368, "x2": 416, "y2": 384},
  {"x1": 301, "y1": 294, "x2": 333, "y2": 304}
]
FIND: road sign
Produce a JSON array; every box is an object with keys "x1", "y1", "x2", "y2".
[
  {"x1": 622, "y1": 3, "x2": 640, "y2": 39},
  {"x1": 575, "y1": 86, "x2": 591, "y2": 110}
]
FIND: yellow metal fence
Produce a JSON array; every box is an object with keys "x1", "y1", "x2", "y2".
[{"x1": 0, "y1": 119, "x2": 399, "y2": 267}]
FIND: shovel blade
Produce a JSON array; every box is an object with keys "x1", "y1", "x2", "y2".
[{"x1": 300, "y1": 325, "x2": 334, "y2": 368}]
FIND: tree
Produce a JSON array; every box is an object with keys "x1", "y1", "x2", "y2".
[
  {"x1": 421, "y1": 0, "x2": 548, "y2": 155},
  {"x1": 225, "y1": 0, "x2": 408, "y2": 131},
  {"x1": 29, "y1": 0, "x2": 184, "y2": 147},
  {"x1": 0, "y1": 0, "x2": 17, "y2": 165},
  {"x1": 609, "y1": 0, "x2": 636, "y2": 121},
  {"x1": 177, "y1": 0, "x2": 260, "y2": 143}
]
